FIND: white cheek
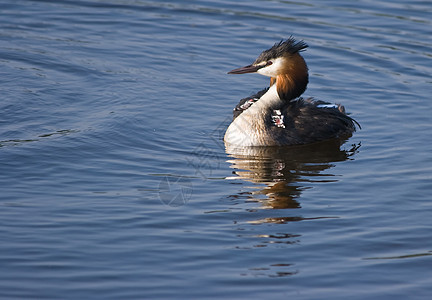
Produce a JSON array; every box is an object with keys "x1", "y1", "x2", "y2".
[{"x1": 257, "y1": 57, "x2": 285, "y2": 77}]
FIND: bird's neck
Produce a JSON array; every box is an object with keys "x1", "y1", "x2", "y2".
[
  {"x1": 273, "y1": 54, "x2": 309, "y2": 100},
  {"x1": 254, "y1": 84, "x2": 283, "y2": 110}
]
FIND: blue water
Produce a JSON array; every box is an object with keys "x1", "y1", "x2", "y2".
[{"x1": 1, "y1": 0, "x2": 432, "y2": 299}]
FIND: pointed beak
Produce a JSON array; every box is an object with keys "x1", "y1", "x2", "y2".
[
  {"x1": 228, "y1": 64, "x2": 262, "y2": 74},
  {"x1": 228, "y1": 61, "x2": 272, "y2": 74}
]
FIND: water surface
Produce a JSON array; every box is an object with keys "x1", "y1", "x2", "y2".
[{"x1": 1, "y1": 0, "x2": 432, "y2": 299}]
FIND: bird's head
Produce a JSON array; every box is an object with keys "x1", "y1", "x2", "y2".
[{"x1": 228, "y1": 37, "x2": 309, "y2": 100}]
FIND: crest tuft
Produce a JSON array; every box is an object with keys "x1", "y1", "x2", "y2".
[{"x1": 254, "y1": 37, "x2": 308, "y2": 64}]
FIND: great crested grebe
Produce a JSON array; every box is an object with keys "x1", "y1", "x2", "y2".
[{"x1": 224, "y1": 37, "x2": 359, "y2": 147}]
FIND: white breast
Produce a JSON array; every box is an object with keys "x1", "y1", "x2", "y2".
[{"x1": 224, "y1": 85, "x2": 282, "y2": 147}]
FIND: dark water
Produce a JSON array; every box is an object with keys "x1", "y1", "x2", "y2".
[{"x1": 1, "y1": 0, "x2": 432, "y2": 299}]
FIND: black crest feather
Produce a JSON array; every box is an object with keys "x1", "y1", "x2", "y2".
[{"x1": 254, "y1": 37, "x2": 308, "y2": 64}]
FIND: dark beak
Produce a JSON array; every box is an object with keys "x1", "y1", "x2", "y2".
[
  {"x1": 228, "y1": 61, "x2": 272, "y2": 74},
  {"x1": 228, "y1": 64, "x2": 262, "y2": 74}
]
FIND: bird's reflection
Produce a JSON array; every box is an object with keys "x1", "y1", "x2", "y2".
[
  {"x1": 224, "y1": 139, "x2": 360, "y2": 278},
  {"x1": 225, "y1": 138, "x2": 360, "y2": 210}
]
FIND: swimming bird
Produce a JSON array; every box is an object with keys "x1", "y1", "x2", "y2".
[{"x1": 224, "y1": 37, "x2": 359, "y2": 147}]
